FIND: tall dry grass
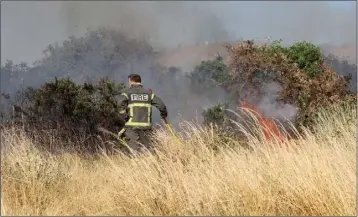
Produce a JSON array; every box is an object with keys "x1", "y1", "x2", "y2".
[{"x1": 1, "y1": 104, "x2": 356, "y2": 216}]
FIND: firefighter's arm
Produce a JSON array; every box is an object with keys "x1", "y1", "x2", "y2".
[
  {"x1": 151, "y1": 93, "x2": 168, "y2": 119},
  {"x1": 116, "y1": 92, "x2": 129, "y2": 122}
]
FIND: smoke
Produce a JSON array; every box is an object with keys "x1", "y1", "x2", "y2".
[
  {"x1": 256, "y1": 82, "x2": 298, "y2": 121},
  {"x1": 59, "y1": 2, "x2": 232, "y2": 50},
  {"x1": 147, "y1": 74, "x2": 230, "y2": 128}
]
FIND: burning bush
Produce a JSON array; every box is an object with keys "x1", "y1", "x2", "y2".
[
  {"x1": 228, "y1": 40, "x2": 355, "y2": 127},
  {"x1": 203, "y1": 40, "x2": 356, "y2": 132}
]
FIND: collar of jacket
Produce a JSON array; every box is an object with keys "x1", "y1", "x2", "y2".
[{"x1": 130, "y1": 83, "x2": 143, "y2": 87}]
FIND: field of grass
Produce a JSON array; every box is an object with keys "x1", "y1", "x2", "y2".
[{"x1": 1, "y1": 104, "x2": 356, "y2": 216}]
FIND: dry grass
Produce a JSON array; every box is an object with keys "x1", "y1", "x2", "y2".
[{"x1": 1, "y1": 104, "x2": 356, "y2": 216}]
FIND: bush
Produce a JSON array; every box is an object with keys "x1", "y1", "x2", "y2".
[
  {"x1": 225, "y1": 40, "x2": 356, "y2": 128},
  {"x1": 202, "y1": 102, "x2": 229, "y2": 126},
  {"x1": 7, "y1": 77, "x2": 125, "y2": 152},
  {"x1": 188, "y1": 55, "x2": 229, "y2": 88}
]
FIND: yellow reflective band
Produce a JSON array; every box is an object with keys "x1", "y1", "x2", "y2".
[
  {"x1": 128, "y1": 103, "x2": 151, "y2": 108},
  {"x1": 129, "y1": 105, "x2": 134, "y2": 117},
  {"x1": 125, "y1": 122, "x2": 151, "y2": 127},
  {"x1": 128, "y1": 103, "x2": 152, "y2": 119},
  {"x1": 151, "y1": 93, "x2": 155, "y2": 100},
  {"x1": 121, "y1": 92, "x2": 128, "y2": 99},
  {"x1": 119, "y1": 109, "x2": 126, "y2": 114},
  {"x1": 117, "y1": 128, "x2": 126, "y2": 139},
  {"x1": 125, "y1": 102, "x2": 152, "y2": 127}
]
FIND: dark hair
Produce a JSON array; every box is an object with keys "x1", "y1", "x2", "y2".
[{"x1": 128, "y1": 74, "x2": 141, "y2": 83}]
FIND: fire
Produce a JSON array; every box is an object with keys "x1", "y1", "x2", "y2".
[{"x1": 240, "y1": 101, "x2": 286, "y2": 143}]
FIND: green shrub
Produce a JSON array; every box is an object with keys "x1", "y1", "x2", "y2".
[
  {"x1": 266, "y1": 40, "x2": 324, "y2": 78},
  {"x1": 25, "y1": 77, "x2": 124, "y2": 130},
  {"x1": 188, "y1": 55, "x2": 229, "y2": 88},
  {"x1": 5, "y1": 77, "x2": 126, "y2": 153},
  {"x1": 202, "y1": 102, "x2": 229, "y2": 126}
]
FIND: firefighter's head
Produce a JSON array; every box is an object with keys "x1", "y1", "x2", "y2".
[{"x1": 128, "y1": 74, "x2": 142, "y2": 87}]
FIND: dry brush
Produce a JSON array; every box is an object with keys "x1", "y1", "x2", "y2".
[{"x1": 1, "y1": 103, "x2": 356, "y2": 216}]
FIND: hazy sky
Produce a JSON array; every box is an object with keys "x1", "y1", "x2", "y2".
[{"x1": 1, "y1": 1, "x2": 356, "y2": 65}]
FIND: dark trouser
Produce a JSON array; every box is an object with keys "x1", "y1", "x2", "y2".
[{"x1": 124, "y1": 128, "x2": 153, "y2": 153}]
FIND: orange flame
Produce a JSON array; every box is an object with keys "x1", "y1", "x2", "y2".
[{"x1": 240, "y1": 101, "x2": 286, "y2": 143}]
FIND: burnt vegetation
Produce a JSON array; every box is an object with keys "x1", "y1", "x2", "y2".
[{"x1": 1, "y1": 27, "x2": 356, "y2": 153}]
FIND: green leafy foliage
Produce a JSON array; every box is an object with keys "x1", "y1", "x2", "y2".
[
  {"x1": 286, "y1": 42, "x2": 323, "y2": 78},
  {"x1": 188, "y1": 55, "x2": 229, "y2": 88},
  {"x1": 202, "y1": 102, "x2": 229, "y2": 126},
  {"x1": 12, "y1": 77, "x2": 126, "y2": 149},
  {"x1": 266, "y1": 41, "x2": 324, "y2": 78}
]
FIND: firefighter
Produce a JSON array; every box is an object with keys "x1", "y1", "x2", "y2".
[{"x1": 116, "y1": 73, "x2": 168, "y2": 154}]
